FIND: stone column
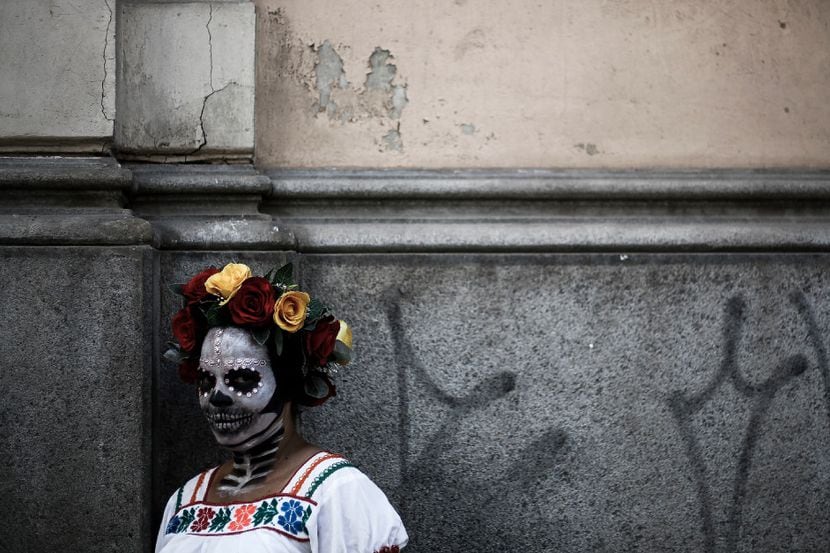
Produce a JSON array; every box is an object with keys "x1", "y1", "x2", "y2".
[
  {"x1": 0, "y1": 0, "x2": 115, "y2": 152},
  {"x1": 114, "y1": 0, "x2": 256, "y2": 161},
  {"x1": 0, "y1": 158, "x2": 154, "y2": 552}
]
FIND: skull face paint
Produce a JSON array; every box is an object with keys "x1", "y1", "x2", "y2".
[{"x1": 198, "y1": 326, "x2": 283, "y2": 452}]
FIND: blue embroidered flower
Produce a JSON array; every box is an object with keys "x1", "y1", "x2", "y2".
[
  {"x1": 277, "y1": 500, "x2": 306, "y2": 534},
  {"x1": 280, "y1": 499, "x2": 304, "y2": 522},
  {"x1": 277, "y1": 514, "x2": 306, "y2": 535},
  {"x1": 165, "y1": 515, "x2": 181, "y2": 534}
]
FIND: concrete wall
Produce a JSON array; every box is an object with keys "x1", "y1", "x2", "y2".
[{"x1": 255, "y1": 0, "x2": 830, "y2": 168}]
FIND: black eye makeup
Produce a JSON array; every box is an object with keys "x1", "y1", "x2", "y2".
[
  {"x1": 197, "y1": 370, "x2": 216, "y2": 397},
  {"x1": 223, "y1": 367, "x2": 263, "y2": 397}
]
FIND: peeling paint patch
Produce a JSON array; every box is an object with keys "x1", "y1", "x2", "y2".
[
  {"x1": 460, "y1": 123, "x2": 477, "y2": 135},
  {"x1": 306, "y1": 42, "x2": 409, "y2": 151},
  {"x1": 366, "y1": 48, "x2": 397, "y2": 91},
  {"x1": 381, "y1": 125, "x2": 403, "y2": 152},
  {"x1": 314, "y1": 40, "x2": 348, "y2": 116},
  {"x1": 575, "y1": 142, "x2": 600, "y2": 155},
  {"x1": 390, "y1": 85, "x2": 408, "y2": 119}
]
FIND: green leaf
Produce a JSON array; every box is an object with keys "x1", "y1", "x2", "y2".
[
  {"x1": 204, "y1": 303, "x2": 228, "y2": 327},
  {"x1": 163, "y1": 346, "x2": 187, "y2": 364},
  {"x1": 331, "y1": 341, "x2": 352, "y2": 365},
  {"x1": 178, "y1": 509, "x2": 196, "y2": 533},
  {"x1": 273, "y1": 328, "x2": 284, "y2": 357},
  {"x1": 252, "y1": 326, "x2": 271, "y2": 346},
  {"x1": 306, "y1": 298, "x2": 326, "y2": 322},
  {"x1": 209, "y1": 508, "x2": 231, "y2": 532},
  {"x1": 253, "y1": 502, "x2": 273, "y2": 526},
  {"x1": 304, "y1": 373, "x2": 330, "y2": 399},
  {"x1": 270, "y1": 263, "x2": 294, "y2": 287}
]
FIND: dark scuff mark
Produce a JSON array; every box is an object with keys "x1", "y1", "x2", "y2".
[{"x1": 575, "y1": 142, "x2": 600, "y2": 155}]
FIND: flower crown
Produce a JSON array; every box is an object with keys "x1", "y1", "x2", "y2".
[{"x1": 164, "y1": 262, "x2": 352, "y2": 406}]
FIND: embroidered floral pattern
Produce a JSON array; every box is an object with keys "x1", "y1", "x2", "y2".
[
  {"x1": 165, "y1": 453, "x2": 357, "y2": 541},
  {"x1": 208, "y1": 507, "x2": 232, "y2": 532},
  {"x1": 228, "y1": 504, "x2": 257, "y2": 531},
  {"x1": 166, "y1": 497, "x2": 315, "y2": 540},
  {"x1": 191, "y1": 507, "x2": 215, "y2": 532},
  {"x1": 277, "y1": 499, "x2": 306, "y2": 535}
]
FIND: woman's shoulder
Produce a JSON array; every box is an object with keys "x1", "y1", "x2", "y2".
[
  {"x1": 164, "y1": 466, "x2": 220, "y2": 513},
  {"x1": 283, "y1": 450, "x2": 359, "y2": 500},
  {"x1": 297, "y1": 453, "x2": 409, "y2": 551}
]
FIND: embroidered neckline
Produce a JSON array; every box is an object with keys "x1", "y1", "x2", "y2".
[{"x1": 168, "y1": 451, "x2": 354, "y2": 539}]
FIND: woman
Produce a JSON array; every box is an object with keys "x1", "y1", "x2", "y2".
[{"x1": 156, "y1": 263, "x2": 407, "y2": 553}]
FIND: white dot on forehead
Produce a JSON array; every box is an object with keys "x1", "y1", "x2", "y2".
[{"x1": 202, "y1": 326, "x2": 271, "y2": 369}]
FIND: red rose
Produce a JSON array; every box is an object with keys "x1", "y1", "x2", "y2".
[
  {"x1": 227, "y1": 277, "x2": 276, "y2": 327},
  {"x1": 172, "y1": 306, "x2": 204, "y2": 352},
  {"x1": 178, "y1": 358, "x2": 199, "y2": 384},
  {"x1": 306, "y1": 316, "x2": 340, "y2": 366},
  {"x1": 182, "y1": 267, "x2": 220, "y2": 305}
]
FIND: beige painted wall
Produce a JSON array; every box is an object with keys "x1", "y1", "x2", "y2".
[{"x1": 255, "y1": 0, "x2": 830, "y2": 168}]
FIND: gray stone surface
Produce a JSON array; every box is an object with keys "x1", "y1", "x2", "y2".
[
  {"x1": 0, "y1": 246, "x2": 153, "y2": 553},
  {"x1": 264, "y1": 170, "x2": 830, "y2": 253},
  {"x1": 129, "y1": 164, "x2": 293, "y2": 250},
  {"x1": 0, "y1": 157, "x2": 152, "y2": 246},
  {"x1": 0, "y1": 0, "x2": 114, "y2": 150},
  {"x1": 115, "y1": 1, "x2": 255, "y2": 160},
  {"x1": 293, "y1": 254, "x2": 830, "y2": 553}
]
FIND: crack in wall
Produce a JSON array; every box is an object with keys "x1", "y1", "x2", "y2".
[
  {"x1": 190, "y1": 5, "x2": 217, "y2": 156},
  {"x1": 189, "y1": 82, "x2": 237, "y2": 156},
  {"x1": 100, "y1": 0, "x2": 114, "y2": 122},
  {"x1": 206, "y1": 4, "x2": 214, "y2": 91}
]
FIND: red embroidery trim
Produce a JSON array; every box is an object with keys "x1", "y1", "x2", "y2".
[
  {"x1": 189, "y1": 470, "x2": 208, "y2": 503},
  {"x1": 289, "y1": 452, "x2": 342, "y2": 495},
  {"x1": 375, "y1": 546, "x2": 400, "y2": 553}
]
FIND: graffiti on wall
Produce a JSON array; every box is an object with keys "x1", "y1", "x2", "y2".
[
  {"x1": 386, "y1": 286, "x2": 830, "y2": 552},
  {"x1": 669, "y1": 292, "x2": 830, "y2": 553},
  {"x1": 386, "y1": 292, "x2": 570, "y2": 552}
]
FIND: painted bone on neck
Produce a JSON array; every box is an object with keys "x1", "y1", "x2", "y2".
[{"x1": 199, "y1": 326, "x2": 286, "y2": 493}]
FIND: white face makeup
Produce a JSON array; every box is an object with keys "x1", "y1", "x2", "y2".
[{"x1": 198, "y1": 326, "x2": 282, "y2": 452}]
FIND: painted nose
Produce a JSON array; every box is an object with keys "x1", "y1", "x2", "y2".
[{"x1": 210, "y1": 389, "x2": 233, "y2": 407}]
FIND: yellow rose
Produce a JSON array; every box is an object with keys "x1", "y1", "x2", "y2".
[
  {"x1": 204, "y1": 263, "x2": 252, "y2": 305},
  {"x1": 273, "y1": 291, "x2": 310, "y2": 332},
  {"x1": 336, "y1": 320, "x2": 353, "y2": 349}
]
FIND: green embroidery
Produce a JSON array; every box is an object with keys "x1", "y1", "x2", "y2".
[
  {"x1": 175, "y1": 486, "x2": 184, "y2": 511},
  {"x1": 306, "y1": 461, "x2": 354, "y2": 498},
  {"x1": 209, "y1": 507, "x2": 232, "y2": 532},
  {"x1": 252, "y1": 499, "x2": 280, "y2": 526},
  {"x1": 177, "y1": 508, "x2": 196, "y2": 533},
  {"x1": 302, "y1": 505, "x2": 313, "y2": 525}
]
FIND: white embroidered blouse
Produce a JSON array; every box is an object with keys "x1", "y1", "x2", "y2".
[{"x1": 155, "y1": 452, "x2": 408, "y2": 553}]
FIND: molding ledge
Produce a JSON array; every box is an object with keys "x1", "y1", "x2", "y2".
[
  {"x1": 265, "y1": 169, "x2": 830, "y2": 253},
  {"x1": 0, "y1": 156, "x2": 151, "y2": 245},
  {"x1": 129, "y1": 164, "x2": 294, "y2": 250}
]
